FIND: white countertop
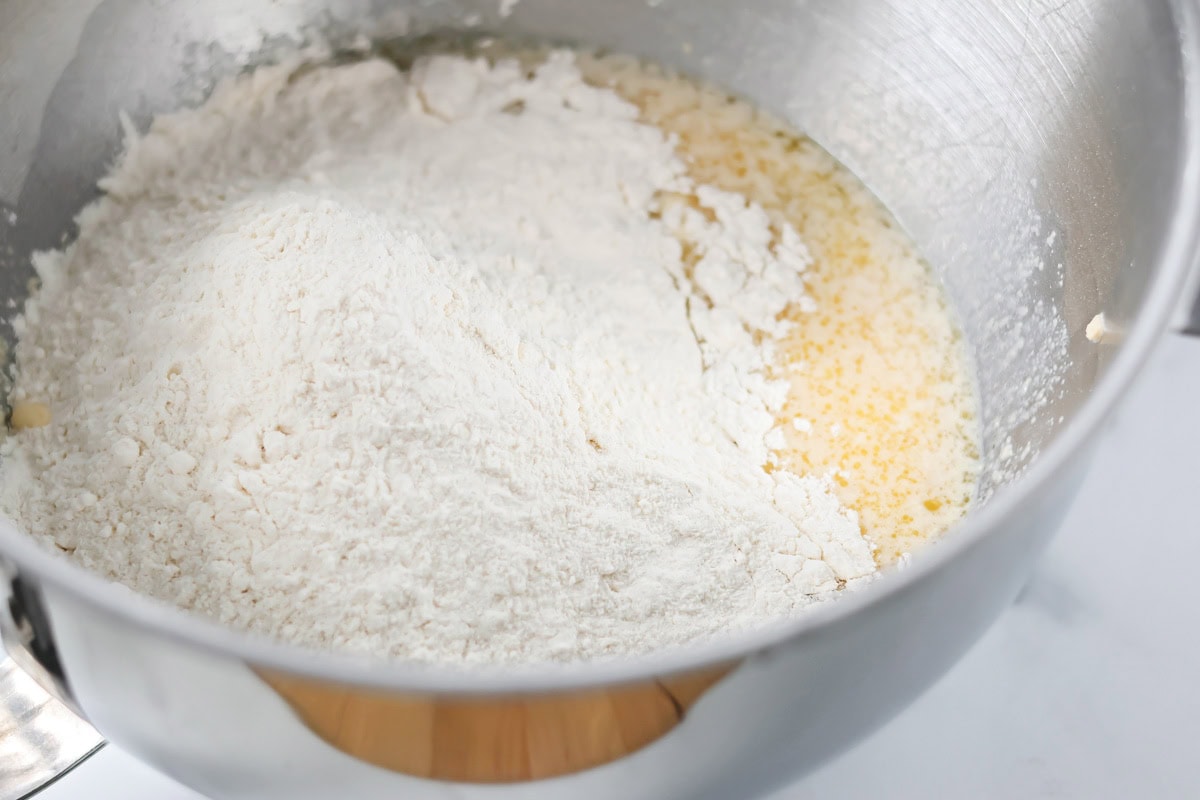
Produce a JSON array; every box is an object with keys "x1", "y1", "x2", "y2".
[{"x1": 36, "y1": 334, "x2": 1200, "y2": 799}]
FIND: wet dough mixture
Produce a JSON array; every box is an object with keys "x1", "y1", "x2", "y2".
[{"x1": 584, "y1": 54, "x2": 980, "y2": 565}]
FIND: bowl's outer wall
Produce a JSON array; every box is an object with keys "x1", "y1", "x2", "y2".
[
  {"x1": 0, "y1": 0, "x2": 1194, "y2": 797},
  {"x1": 38, "y1": 452, "x2": 1090, "y2": 799}
]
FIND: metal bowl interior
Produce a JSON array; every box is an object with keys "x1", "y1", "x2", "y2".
[{"x1": 0, "y1": 0, "x2": 1196, "y2": 693}]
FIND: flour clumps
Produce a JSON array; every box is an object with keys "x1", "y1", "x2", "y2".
[{"x1": 1, "y1": 51, "x2": 876, "y2": 664}]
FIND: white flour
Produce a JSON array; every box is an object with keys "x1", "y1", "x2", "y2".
[{"x1": 1, "y1": 51, "x2": 875, "y2": 664}]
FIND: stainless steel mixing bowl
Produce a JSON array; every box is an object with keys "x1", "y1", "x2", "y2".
[{"x1": 2, "y1": 1, "x2": 1199, "y2": 798}]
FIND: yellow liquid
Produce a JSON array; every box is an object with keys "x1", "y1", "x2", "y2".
[{"x1": 582, "y1": 55, "x2": 981, "y2": 565}]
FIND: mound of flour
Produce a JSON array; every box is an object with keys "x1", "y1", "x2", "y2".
[{"x1": 1, "y1": 51, "x2": 875, "y2": 664}]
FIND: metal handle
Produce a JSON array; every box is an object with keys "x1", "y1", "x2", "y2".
[
  {"x1": 1185, "y1": 290, "x2": 1200, "y2": 335},
  {"x1": 1179, "y1": 247, "x2": 1200, "y2": 335},
  {"x1": 0, "y1": 653, "x2": 103, "y2": 800},
  {"x1": 1, "y1": 567, "x2": 103, "y2": 799}
]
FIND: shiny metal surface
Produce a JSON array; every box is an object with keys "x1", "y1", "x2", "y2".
[
  {"x1": 1, "y1": 555, "x2": 103, "y2": 799},
  {"x1": 0, "y1": 1, "x2": 1199, "y2": 798},
  {"x1": 0, "y1": 654, "x2": 103, "y2": 800}
]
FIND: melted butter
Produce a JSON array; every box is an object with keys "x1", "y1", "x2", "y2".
[{"x1": 583, "y1": 55, "x2": 981, "y2": 565}]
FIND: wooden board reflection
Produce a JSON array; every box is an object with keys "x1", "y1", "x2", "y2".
[{"x1": 261, "y1": 665, "x2": 732, "y2": 782}]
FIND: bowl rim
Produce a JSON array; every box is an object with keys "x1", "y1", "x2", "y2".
[{"x1": 1, "y1": 1, "x2": 1199, "y2": 697}]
